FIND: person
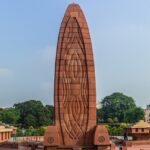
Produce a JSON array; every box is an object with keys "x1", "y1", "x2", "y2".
[{"x1": 124, "y1": 132, "x2": 128, "y2": 141}]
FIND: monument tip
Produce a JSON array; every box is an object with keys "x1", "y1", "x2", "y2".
[{"x1": 68, "y1": 2, "x2": 80, "y2": 7}]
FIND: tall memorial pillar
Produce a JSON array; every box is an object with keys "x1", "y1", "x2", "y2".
[{"x1": 44, "y1": 3, "x2": 111, "y2": 150}]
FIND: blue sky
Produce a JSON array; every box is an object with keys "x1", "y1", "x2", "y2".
[{"x1": 0, "y1": 0, "x2": 150, "y2": 107}]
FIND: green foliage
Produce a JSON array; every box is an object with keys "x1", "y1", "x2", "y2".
[
  {"x1": 14, "y1": 100, "x2": 54, "y2": 128},
  {"x1": 100, "y1": 92, "x2": 143, "y2": 123},
  {"x1": 97, "y1": 108, "x2": 103, "y2": 123},
  {"x1": 106, "y1": 123, "x2": 127, "y2": 136},
  {"x1": 24, "y1": 114, "x2": 36, "y2": 127},
  {"x1": 98, "y1": 92, "x2": 145, "y2": 123},
  {"x1": 16, "y1": 126, "x2": 46, "y2": 136},
  {"x1": 0, "y1": 100, "x2": 53, "y2": 136},
  {"x1": 45, "y1": 105, "x2": 54, "y2": 124},
  {"x1": 0, "y1": 107, "x2": 20, "y2": 125},
  {"x1": 0, "y1": 108, "x2": 3, "y2": 121},
  {"x1": 16, "y1": 128, "x2": 23, "y2": 137},
  {"x1": 107, "y1": 118, "x2": 113, "y2": 123},
  {"x1": 114, "y1": 117, "x2": 119, "y2": 123},
  {"x1": 36, "y1": 126, "x2": 46, "y2": 136},
  {"x1": 0, "y1": 94, "x2": 145, "y2": 130},
  {"x1": 125, "y1": 107, "x2": 144, "y2": 123},
  {"x1": 0, "y1": 100, "x2": 54, "y2": 128}
]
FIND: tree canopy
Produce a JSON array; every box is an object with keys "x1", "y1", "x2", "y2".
[
  {"x1": 124, "y1": 107, "x2": 144, "y2": 123},
  {"x1": 0, "y1": 94, "x2": 145, "y2": 128},
  {"x1": 14, "y1": 100, "x2": 54, "y2": 128},
  {"x1": 0, "y1": 107, "x2": 20, "y2": 125},
  {"x1": 0, "y1": 100, "x2": 54, "y2": 128},
  {"x1": 99, "y1": 92, "x2": 144, "y2": 123}
]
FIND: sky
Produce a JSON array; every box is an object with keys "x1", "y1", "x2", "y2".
[{"x1": 0, "y1": 0, "x2": 150, "y2": 108}]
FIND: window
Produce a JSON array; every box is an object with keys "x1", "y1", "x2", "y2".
[{"x1": 135, "y1": 128, "x2": 138, "y2": 132}]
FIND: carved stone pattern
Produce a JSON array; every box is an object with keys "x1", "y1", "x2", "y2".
[
  {"x1": 98, "y1": 136, "x2": 105, "y2": 143},
  {"x1": 47, "y1": 136, "x2": 54, "y2": 144},
  {"x1": 60, "y1": 17, "x2": 89, "y2": 141}
]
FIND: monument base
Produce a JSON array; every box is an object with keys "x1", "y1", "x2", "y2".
[
  {"x1": 44, "y1": 145, "x2": 115, "y2": 150},
  {"x1": 44, "y1": 125, "x2": 114, "y2": 150},
  {"x1": 44, "y1": 146, "x2": 97, "y2": 150},
  {"x1": 44, "y1": 144, "x2": 115, "y2": 149}
]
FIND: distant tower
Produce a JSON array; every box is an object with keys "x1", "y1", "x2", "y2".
[
  {"x1": 145, "y1": 105, "x2": 150, "y2": 123},
  {"x1": 44, "y1": 4, "x2": 111, "y2": 150}
]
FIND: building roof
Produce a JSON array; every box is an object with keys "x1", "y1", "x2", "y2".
[
  {"x1": 131, "y1": 120, "x2": 150, "y2": 129},
  {"x1": 0, "y1": 122, "x2": 17, "y2": 133}
]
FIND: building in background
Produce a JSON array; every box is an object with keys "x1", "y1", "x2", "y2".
[
  {"x1": 125, "y1": 120, "x2": 150, "y2": 141},
  {"x1": 0, "y1": 122, "x2": 17, "y2": 143},
  {"x1": 123, "y1": 120, "x2": 150, "y2": 149},
  {"x1": 145, "y1": 104, "x2": 150, "y2": 124}
]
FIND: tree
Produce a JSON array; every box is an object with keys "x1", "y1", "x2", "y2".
[
  {"x1": 24, "y1": 114, "x2": 36, "y2": 127},
  {"x1": 0, "y1": 108, "x2": 20, "y2": 125},
  {"x1": 45, "y1": 105, "x2": 54, "y2": 124},
  {"x1": 97, "y1": 108, "x2": 103, "y2": 123},
  {"x1": 107, "y1": 118, "x2": 113, "y2": 123},
  {"x1": 106, "y1": 123, "x2": 127, "y2": 136},
  {"x1": 14, "y1": 100, "x2": 54, "y2": 128},
  {"x1": 0, "y1": 108, "x2": 3, "y2": 121},
  {"x1": 101, "y1": 92, "x2": 136, "y2": 122},
  {"x1": 125, "y1": 107, "x2": 144, "y2": 123}
]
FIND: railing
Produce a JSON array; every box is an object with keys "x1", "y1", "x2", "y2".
[{"x1": 10, "y1": 136, "x2": 44, "y2": 143}]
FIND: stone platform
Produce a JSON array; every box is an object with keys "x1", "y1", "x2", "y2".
[
  {"x1": 44, "y1": 146, "x2": 112, "y2": 150},
  {"x1": 122, "y1": 140, "x2": 150, "y2": 150},
  {"x1": 45, "y1": 146, "x2": 96, "y2": 150}
]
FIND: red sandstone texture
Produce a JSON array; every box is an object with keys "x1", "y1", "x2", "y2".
[
  {"x1": 94, "y1": 125, "x2": 110, "y2": 146},
  {"x1": 55, "y1": 3, "x2": 96, "y2": 146},
  {"x1": 122, "y1": 140, "x2": 150, "y2": 150},
  {"x1": 44, "y1": 4, "x2": 110, "y2": 149}
]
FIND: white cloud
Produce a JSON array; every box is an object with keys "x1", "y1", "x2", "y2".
[{"x1": 0, "y1": 68, "x2": 14, "y2": 78}]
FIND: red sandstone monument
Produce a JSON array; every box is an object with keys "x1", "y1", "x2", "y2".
[{"x1": 44, "y1": 4, "x2": 111, "y2": 150}]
